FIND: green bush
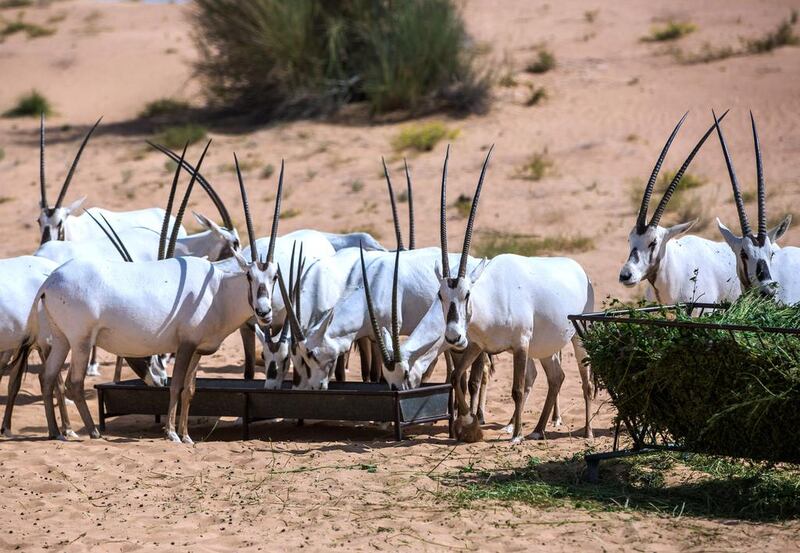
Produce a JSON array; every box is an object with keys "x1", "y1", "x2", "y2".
[
  {"x1": 139, "y1": 98, "x2": 190, "y2": 119},
  {"x1": 155, "y1": 124, "x2": 207, "y2": 149},
  {"x1": 3, "y1": 90, "x2": 52, "y2": 117},
  {"x1": 191, "y1": 0, "x2": 488, "y2": 117},
  {"x1": 582, "y1": 294, "x2": 800, "y2": 464},
  {"x1": 474, "y1": 231, "x2": 594, "y2": 258},
  {"x1": 392, "y1": 121, "x2": 458, "y2": 152},
  {"x1": 525, "y1": 48, "x2": 555, "y2": 74},
  {"x1": 643, "y1": 20, "x2": 696, "y2": 42}
]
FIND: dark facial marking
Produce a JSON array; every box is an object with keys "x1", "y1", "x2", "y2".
[
  {"x1": 266, "y1": 362, "x2": 278, "y2": 380},
  {"x1": 756, "y1": 259, "x2": 771, "y2": 282},
  {"x1": 446, "y1": 301, "x2": 458, "y2": 324},
  {"x1": 629, "y1": 249, "x2": 639, "y2": 263},
  {"x1": 256, "y1": 283, "x2": 267, "y2": 298}
]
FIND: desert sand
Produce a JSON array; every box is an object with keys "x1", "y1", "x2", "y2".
[{"x1": 0, "y1": 1, "x2": 799, "y2": 551}]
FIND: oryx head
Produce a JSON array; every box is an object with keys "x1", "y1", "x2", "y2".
[
  {"x1": 360, "y1": 246, "x2": 410, "y2": 390},
  {"x1": 278, "y1": 265, "x2": 338, "y2": 390},
  {"x1": 714, "y1": 111, "x2": 791, "y2": 297},
  {"x1": 192, "y1": 211, "x2": 241, "y2": 260},
  {"x1": 37, "y1": 114, "x2": 101, "y2": 245},
  {"x1": 258, "y1": 242, "x2": 304, "y2": 390},
  {"x1": 230, "y1": 155, "x2": 285, "y2": 327},
  {"x1": 620, "y1": 111, "x2": 727, "y2": 287},
  {"x1": 436, "y1": 145, "x2": 492, "y2": 351}
]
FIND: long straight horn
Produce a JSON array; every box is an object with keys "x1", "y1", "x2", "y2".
[
  {"x1": 234, "y1": 153, "x2": 258, "y2": 264},
  {"x1": 266, "y1": 159, "x2": 284, "y2": 265},
  {"x1": 637, "y1": 112, "x2": 688, "y2": 232},
  {"x1": 391, "y1": 248, "x2": 401, "y2": 364},
  {"x1": 54, "y1": 117, "x2": 102, "y2": 209},
  {"x1": 158, "y1": 142, "x2": 188, "y2": 260},
  {"x1": 458, "y1": 144, "x2": 494, "y2": 279},
  {"x1": 277, "y1": 268, "x2": 304, "y2": 342},
  {"x1": 166, "y1": 140, "x2": 211, "y2": 258},
  {"x1": 751, "y1": 111, "x2": 767, "y2": 241},
  {"x1": 650, "y1": 110, "x2": 729, "y2": 227},
  {"x1": 404, "y1": 158, "x2": 415, "y2": 250},
  {"x1": 277, "y1": 242, "x2": 298, "y2": 344},
  {"x1": 84, "y1": 210, "x2": 132, "y2": 262},
  {"x1": 440, "y1": 145, "x2": 451, "y2": 278},
  {"x1": 147, "y1": 141, "x2": 234, "y2": 230},
  {"x1": 360, "y1": 244, "x2": 392, "y2": 368},
  {"x1": 295, "y1": 243, "x2": 304, "y2": 325},
  {"x1": 383, "y1": 157, "x2": 404, "y2": 251},
  {"x1": 714, "y1": 109, "x2": 752, "y2": 236},
  {"x1": 39, "y1": 113, "x2": 47, "y2": 209}
]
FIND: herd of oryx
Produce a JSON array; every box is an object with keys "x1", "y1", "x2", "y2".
[{"x1": 0, "y1": 108, "x2": 797, "y2": 445}]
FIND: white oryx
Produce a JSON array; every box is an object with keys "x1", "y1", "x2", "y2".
[
  {"x1": 34, "y1": 145, "x2": 279, "y2": 443},
  {"x1": 619, "y1": 111, "x2": 742, "y2": 305},
  {"x1": 36, "y1": 116, "x2": 186, "y2": 245},
  {"x1": 714, "y1": 111, "x2": 798, "y2": 303},
  {"x1": 256, "y1": 157, "x2": 418, "y2": 388},
  {"x1": 282, "y1": 148, "x2": 490, "y2": 392},
  {"x1": 431, "y1": 147, "x2": 595, "y2": 444}
]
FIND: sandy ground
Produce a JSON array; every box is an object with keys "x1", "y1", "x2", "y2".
[{"x1": 1, "y1": 0, "x2": 800, "y2": 551}]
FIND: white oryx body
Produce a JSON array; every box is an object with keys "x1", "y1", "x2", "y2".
[
  {"x1": 45, "y1": 206, "x2": 185, "y2": 244},
  {"x1": 713, "y1": 111, "x2": 800, "y2": 303},
  {"x1": 320, "y1": 232, "x2": 386, "y2": 252},
  {"x1": 620, "y1": 111, "x2": 742, "y2": 305}
]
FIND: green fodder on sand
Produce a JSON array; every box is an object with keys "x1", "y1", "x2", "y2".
[{"x1": 582, "y1": 293, "x2": 800, "y2": 464}]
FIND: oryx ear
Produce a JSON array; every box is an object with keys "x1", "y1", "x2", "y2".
[
  {"x1": 469, "y1": 258, "x2": 489, "y2": 283},
  {"x1": 253, "y1": 325, "x2": 267, "y2": 345},
  {"x1": 66, "y1": 196, "x2": 86, "y2": 214},
  {"x1": 313, "y1": 309, "x2": 335, "y2": 337},
  {"x1": 192, "y1": 211, "x2": 219, "y2": 232},
  {"x1": 769, "y1": 214, "x2": 791, "y2": 242},
  {"x1": 232, "y1": 248, "x2": 250, "y2": 271},
  {"x1": 665, "y1": 220, "x2": 695, "y2": 241},
  {"x1": 716, "y1": 218, "x2": 740, "y2": 250}
]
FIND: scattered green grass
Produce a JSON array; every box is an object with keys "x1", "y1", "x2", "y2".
[
  {"x1": 474, "y1": 231, "x2": 594, "y2": 258},
  {"x1": 673, "y1": 42, "x2": 736, "y2": 64},
  {"x1": 525, "y1": 48, "x2": 555, "y2": 74},
  {"x1": 0, "y1": 147, "x2": 4, "y2": 162},
  {"x1": 164, "y1": 159, "x2": 178, "y2": 174},
  {"x1": 138, "y1": 98, "x2": 190, "y2": 119},
  {"x1": 514, "y1": 149, "x2": 554, "y2": 181},
  {"x1": 348, "y1": 179, "x2": 364, "y2": 193},
  {"x1": 3, "y1": 90, "x2": 52, "y2": 117},
  {"x1": 0, "y1": 196, "x2": 13, "y2": 204},
  {"x1": 392, "y1": 121, "x2": 459, "y2": 152},
  {"x1": 442, "y1": 452, "x2": 800, "y2": 521},
  {"x1": 281, "y1": 207, "x2": 301, "y2": 219},
  {"x1": 261, "y1": 164, "x2": 275, "y2": 179},
  {"x1": 497, "y1": 72, "x2": 517, "y2": 88},
  {"x1": 628, "y1": 169, "x2": 706, "y2": 215},
  {"x1": 396, "y1": 189, "x2": 409, "y2": 203},
  {"x1": 0, "y1": 0, "x2": 34, "y2": 8},
  {"x1": 743, "y1": 11, "x2": 799, "y2": 53},
  {"x1": 154, "y1": 124, "x2": 207, "y2": 149},
  {"x1": 1, "y1": 18, "x2": 55, "y2": 39},
  {"x1": 584, "y1": 9, "x2": 598, "y2": 24},
  {"x1": 453, "y1": 193, "x2": 471, "y2": 218},
  {"x1": 524, "y1": 85, "x2": 547, "y2": 106},
  {"x1": 642, "y1": 20, "x2": 696, "y2": 42}
]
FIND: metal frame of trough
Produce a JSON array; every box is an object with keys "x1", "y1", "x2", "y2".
[
  {"x1": 569, "y1": 302, "x2": 800, "y2": 482},
  {"x1": 95, "y1": 379, "x2": 453, "y2": 441}
]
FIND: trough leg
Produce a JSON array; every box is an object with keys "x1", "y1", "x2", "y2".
[
  {"x1": 394, "y1": 396, "x2": 403, "y2": 441},
  {"x1": 97, "y1": 388, "x2": 106, "y2": 432},
  {"x1": 242, "y1": 393, "x2": 250, "y2": 441}
]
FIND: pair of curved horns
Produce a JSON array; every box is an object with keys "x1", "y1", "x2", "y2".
[
  {"x1": 267, "y1": 241, "x2": 304, "y2": 352},
  {"x1": 714, "y1": 110, "x2": 766, "y2": 241},
  {"x1": 636, "y1": 110, "x2": 729, "y2": 231},
  {"x1": 238, "y1": 158, "x2": 284, "y2": 267},
  {"x1": 440, "y1": 144, "x2": 494, "y2": 279},
  {"x1": 360, "y1": 244, "x2": 401, "y2": 370},
  {"x1": 39, "y1": 114, "x2": 102, "y2": 210},
  {"x1": 148, "y1": 141, "x2": 234, "y2": 230},
  {"x1": 158, "y1": 140, "x2": 212, "y2": 259},
  {"x1": 86, "y1": 211, "x2": 133, "y2": 263},
  {"x1": 382, "y1": 157, "x2": 415, "y2": 251}
]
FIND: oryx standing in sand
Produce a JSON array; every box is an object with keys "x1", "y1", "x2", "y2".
[
  {"x1": 714, "y1": 111, "x2": 798, "y2": 303},
  {"x1": 619, "y1": 111, "x2": 743, "y2": 304}
]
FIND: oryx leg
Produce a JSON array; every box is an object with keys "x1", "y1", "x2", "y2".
[
  {"x1": 177, "y1": 353, "x2": 202, "y2": 444},
  {"x1": 420, "y1": 355, "x2": 438, "y2": 383},
  {"x1": 86, "y1": 346, "x2": 100, "y2": 377},
  {"x1": 370, "y1": 341, "x2": 382, "y2": 382},
  {"x1": 509, "y1": 347, "x2": 531, "y2": 444},
  {"x1": 550, "y1": 351, "x2": 563, "y2": 427},
  {"x1": 334, "y1": 354, "x2": 346, "y2": 382},
  {"x1": 240, "y1": 324, "x2": 256, "y2": 380},
  {"x1": 166, "y1": 344, "x2": 194, "y2": 443},
  {"x1": 476, "y1": 354, "x2": 491, "y2": 425},
  {"x1": 503, "y1": 357, "x2": 537, "y2": 434},
  {"x1": 356, "y1": 337, "x2": 372, "y2": 382},
  {"x1": 66, "y1": 341, "x2": 100, "y2": 438},
  {"x1": 54, "y1": 371, "x2": 75, "y2": 438},
  {"x1": 1, "y1": 348, "x2": 27, "y2": 435},
  {"x1": 444, "y1": 351, "x2": 454, "y2": 382},
  {"x1": 451, "y1": 343, "x2": 483, "y2": 443},
  {"x1": 41, "y1": 335, "x2": 70, "y2": 440},
  {"x1": 113, "y1": 356, "x2": 123, "y2": 383},
  {"x1": 529, "y1": 353, "x2": 565, "y2": 440},
  {"x1": 467, "y1": 353, "x2": 489, "y2": 423},
  {"x1": 572, "y1": 336, "x2": 594, "y2": 439}
]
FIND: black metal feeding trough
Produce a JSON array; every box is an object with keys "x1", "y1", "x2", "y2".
[{"x1": 95, "y1": 379, "x2": 453, "y2": 441}]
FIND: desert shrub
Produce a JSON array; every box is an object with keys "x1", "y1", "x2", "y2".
[
  {"x1": 155, "y1": 124, "x2": 207, "y2": 149},
  {"x1": 525, "y1": 48, "x2": 555, "y2": 74},
  {"x1": 3, "y1": 90, "x2": 52, "y2": 117},
  {"x1": 743, "y1": 11, "x2": 799, "y2": 53},
  {"x1": 524, "y1": 85, "x2": 547, "y2": 106},
  {"x1": 0, "y1": 147, "x2": 4, "y2": 162},
  {"x1": 1, "y1": 18, "x2": 55, "y2": 39},
  {"x1": 582, "y1": 293, "x2": 800, "y2": 464},
  {"x1": 192, "y1": 0, "x2": 488, "y2": 117},
  {"x1": 628, "y1": 169, "x2": 705, "y2": 214},
  {"x1": 474, "y1": 231, "x2": 594, "y2": 258},
  {"x1": 139, "y1": 98, "x2": 190, "y2": 119},
  {"x1": 392, "y1": 121, "x2": 458, "y2": 152},
  {"x1": 514, "y1": 149, "x2": 554, "y2": 181},
  {"x1": 643, "y1": 20, "x2": 696, "y2": 42}
]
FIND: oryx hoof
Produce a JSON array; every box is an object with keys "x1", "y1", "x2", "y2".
[
  {"x1": 181, "y1": 434, "x2": 194, "y2": 445},
  {"x1": 1, "y1": 429, "x2": 16, "y2": 439},
  {"x1": 89, "y1": 428, "x2": 101, "y2": 439},
  {"x1": 584, "y1": 427, "x2": 594, "y2": 440},
  {"x1": 550, "y1": 417, "x2": 563, "y2": 428},
  {"x1": 510, "y1": 435, "x2": 524, "y2": 446},
  {"x1": 64, "y1": 398, "x2": 75, "y2": 406},
  {"x1": 86, "y1": 363, "x2": 101, "y2": 377},
  {"x1": 52, "y1": 433, "x2": 67, "y2": 441},
  {"x1": 64, "y1": 429, "x2": 79, "y2": 440},
  {"x1": 529, "y1": 429, "x2": 545, "y2": 440},
  {"x1": 502, "y1": 424, "x2": 514, "y2": 435},
  {"x1": 166, "y1": 430, "x2": 181, "y2": 443},
  {"x1": 454, "y1": 415, "x2": 483, "y2": 443}
]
